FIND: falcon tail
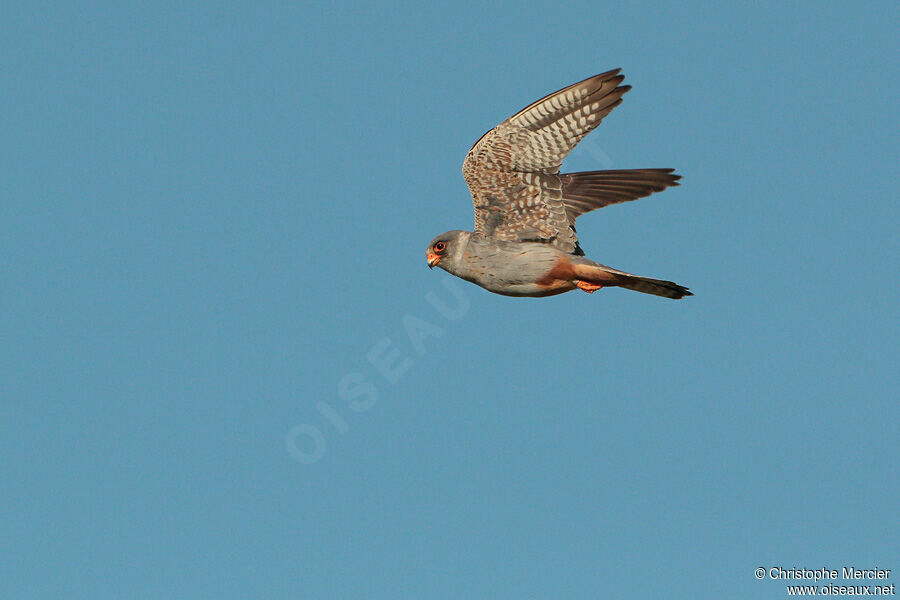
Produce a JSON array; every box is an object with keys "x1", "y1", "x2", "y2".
[
  {"x1": 615, "y1": 274, "x2": 692, "y2": 300},
  {"x1": 572, "y1": 261, "x2": 692, "y2": 300}
]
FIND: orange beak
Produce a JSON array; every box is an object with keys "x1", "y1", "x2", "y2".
[{"x1": 426, "y1": 253, "x2": 440, "y2": 269}]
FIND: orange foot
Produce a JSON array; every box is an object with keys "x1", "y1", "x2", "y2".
[{"x1": 576, "y1": 281, "x2": 603, "y2": 293}]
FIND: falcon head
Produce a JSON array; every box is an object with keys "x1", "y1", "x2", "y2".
[{"x1": 426, "y1": 230, "x2": 469, "y2": 272}]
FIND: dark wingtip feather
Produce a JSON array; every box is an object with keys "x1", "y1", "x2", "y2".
[{"x1": 590, "y1": 68, "x2": 623, "y2": 81}]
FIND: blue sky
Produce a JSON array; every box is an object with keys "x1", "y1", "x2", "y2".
[{"x1": 2, "y1": 1, "x2": 898, "y2": 598}]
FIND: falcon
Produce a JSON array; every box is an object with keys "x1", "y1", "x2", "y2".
[{"x1": 426, "y1": 69, "x2": 692, "y2": 299}]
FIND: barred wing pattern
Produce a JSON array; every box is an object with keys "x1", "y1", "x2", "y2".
[{"x1": 462, "y1": 70, "x2": 631, "y2": 254}]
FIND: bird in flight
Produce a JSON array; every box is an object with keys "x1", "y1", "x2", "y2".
[{"x1": 426, "y1": 69, "x2": 692, "y2": 299}]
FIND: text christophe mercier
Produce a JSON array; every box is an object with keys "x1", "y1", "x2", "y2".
[{"x1": 763, "y1": 566, "x2": 891, "y2": 582}]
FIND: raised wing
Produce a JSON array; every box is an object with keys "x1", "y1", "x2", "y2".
[{"x1": 462, "y1": 70, "x2": 630, "y2": 253}]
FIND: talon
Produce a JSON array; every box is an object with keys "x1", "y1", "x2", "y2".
[{"x1": 576, "y1": 280, "x2": 603, "y2": 293}]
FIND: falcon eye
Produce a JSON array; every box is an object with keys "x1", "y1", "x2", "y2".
[{"x1": 434, "y1": 242, "x2": 446, "y2": 253}]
